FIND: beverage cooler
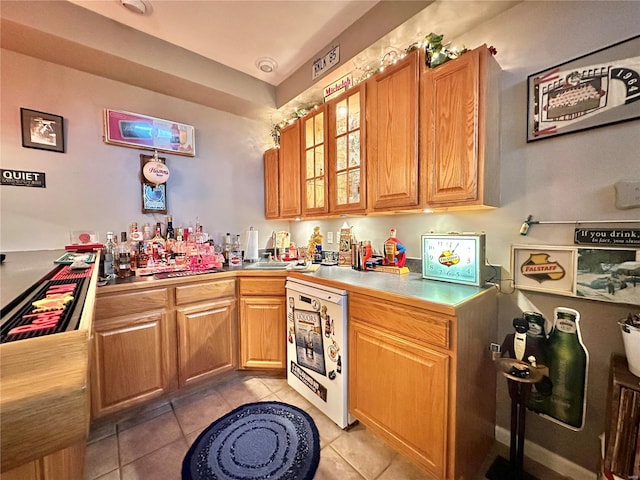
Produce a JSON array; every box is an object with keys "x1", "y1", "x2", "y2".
[{"x1": 285, "y1": 278, "x2": 353, "y2": 428}]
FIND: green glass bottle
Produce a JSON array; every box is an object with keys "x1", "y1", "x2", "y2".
[{"x1": 545, "y1": 307, "x2": 588, "y2": 429}]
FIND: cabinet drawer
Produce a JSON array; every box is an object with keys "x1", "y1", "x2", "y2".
[
  {"x1": 350, "y1": 294, "x2": 450, "y2": 349},
  {"x1": 95, "y1": 288, "x2": 169, "y2": 319},
  {"x1": 239, "y1": 277, "x2": 286, "y2": 296},
  {"x1": 175, "y1": 278, "x2": 235, "y2": 305}
]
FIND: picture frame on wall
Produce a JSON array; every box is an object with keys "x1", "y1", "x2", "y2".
[
  {"x1": 104, "y1": 109, "x2": 196, "y2": 157},
  {"x1": 512, "y1": 245, "x2": 577, "y2": 296},
  {"x1": 20, "y1": 108, "x2": 65, "y2": 153},
  {"x1": 526, "y1": 35, "x2": 640, "y2": 142},
  {"x1": 575, "y1": 247, "x2": 640, "y2": 305}
]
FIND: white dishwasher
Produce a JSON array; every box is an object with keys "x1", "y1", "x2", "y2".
[{"x1": 285, "y1": 277, "x2": 353, "y2": 428}]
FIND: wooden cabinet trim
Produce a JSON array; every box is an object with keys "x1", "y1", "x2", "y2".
[
  {"x1": 349, "y1": 293, "x2": 450, "y2": 350},
  {"x1": 175, "y1": 278, "x2": 235, "y2": 305},
  {"x1": 95, "y1": 287, "x2": 169, "y2": 320},
  {"x1": 239, "y1": 277, "x2": 285, "y2": 296}
]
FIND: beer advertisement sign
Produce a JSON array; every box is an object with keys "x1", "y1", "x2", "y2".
[{"x1": 512, "y1": 246, "x2": 576, "y2": 296}]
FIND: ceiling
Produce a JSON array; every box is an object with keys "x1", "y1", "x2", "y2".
[
  {"x1": 67, "y1": 0, "x2": 381, "y2": 87},
  {"x1": 1, "y1": 0, "x2": 521, "y2": 125}
]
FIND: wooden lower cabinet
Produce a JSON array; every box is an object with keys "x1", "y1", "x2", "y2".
[
  {"x1": 176, "y1": 298, "x2": 237, "y2": 387},
  {"x1": 91, "y1": 309, "x2": 177, "y2": 418},
  {"x1": 238, "y1": 277, "x2": 286, "y2": 370},
  {"x1": 350, "y1": 320, "x2": 449, "y2": 476},
  {"x1": 348, "y1": 289, "x2": 497, "y2": 480},
  {"x1": 1, "y1": 441, "x2": 86, "y2": 480},
  {"x1": 91, "y1": 277, "x2": 237, "y2": 419}
]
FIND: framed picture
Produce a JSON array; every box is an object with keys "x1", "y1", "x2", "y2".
[
  {"x1": 21, "y1": 108, "x2": 65, "y2": 153},
  {"x1": 575, "y1": 247, "x2": 640, "y2": 305},
  {"x1": 512, "y1": 245, "x2": 577, "y2": 296},
  {"x1": 104, "y1": 109, "x2": 195, "y2": 157},
  {"x1": 140, "y1": 154, "x2": 168, "y2": 214},
  {"x1": 527, "y1": 35, "x2": 640, "y2": 142}
]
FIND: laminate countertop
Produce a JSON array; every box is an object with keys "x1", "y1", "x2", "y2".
[
  {"x1": 0, "y1": 250, "x2": 66, "y2": 311},
  {"x1": 288, "y1": 266, "x2": 495, "y2": 314}
]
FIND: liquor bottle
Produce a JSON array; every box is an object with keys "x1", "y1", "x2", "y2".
[
  {"x1": 545, "y1": 307, "x2": 588, "y2": 429},
  {"x1": 172, "y1": 229, "x2": 187, "y2": 264},
  {"x1": 129, "y1": 241, "x2": 138, "y2": 274},
  {"x1": 137, "y1": 241, "x2": 149, "y2": 269},
  {"x1": 130, "y1": 222, "x2": 144, "y2": 243},
  {"x1": 222, "y1": 233, "x2": 232, "y2": 264},
  {"x1": 117, "y1": 232, "x2": 131, "y2": 278},
  {"x1": 142, "y1": 222, "x2": 152, "y2": 241},
  {"x1": 165, "y1": 215, "x2": 176, "y2": 251},
  {"x1": 229, "y1": 234, "x2": 242, "y2": 267},
  {"x1": 102, "y1": 232, "x2": 117, "y2": 278},
  {"x1": 165, "y1": 216, "x2": 175, "y2": 239}
]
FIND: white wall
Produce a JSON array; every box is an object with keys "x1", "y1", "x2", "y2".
[
  {"x1": 0, "y1": 50, "x2": 289, "y2": 252},
  {"x1": 290, "y1": 1, "x2": 640, "y2": 473}
]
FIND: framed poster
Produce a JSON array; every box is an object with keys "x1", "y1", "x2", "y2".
[
  {"x1": 512, "y1": 245, "x2": 576, "y2": 296},
  {"x1": 21, "y1": 108, "x2": 65, "y2": 153},
  {"x1": 575, "y1": 247, "x2": 640, "y2": 305},
  {"x1": 527, "y1": 35, "x2": 640, "y2": 142},
  {"x1": 104, "y1": 109, "x2": 195, "y2": 157},
  {"x1": 293, "y1": 308, "x2": 326, "y2": 376}
]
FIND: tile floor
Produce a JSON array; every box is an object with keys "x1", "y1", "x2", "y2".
[{"x1": 84, "y1": 372, "x2": 570, "y2": 480}]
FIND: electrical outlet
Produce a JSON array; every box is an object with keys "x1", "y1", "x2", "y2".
[
  {"x1": 615, "y1": 180, "x2": 640, "y2": 209},
  {"x1": 490, "y1": 342, "x2": 501, "y2": 361},
  {"x1": 327, "y1": 231, "x2": 334, "y2": 244}
]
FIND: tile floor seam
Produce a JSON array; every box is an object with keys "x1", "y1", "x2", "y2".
[{"x1": 326, "y1": 442, "x2": 372, "y2": 480}]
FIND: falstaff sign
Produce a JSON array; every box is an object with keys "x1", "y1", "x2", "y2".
[{"x1": 574, "y1": 228, "x2": 640, "y2": 246}]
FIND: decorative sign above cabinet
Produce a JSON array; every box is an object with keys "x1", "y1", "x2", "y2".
[{"x1": 312, "y1": 44, "x2": 340, "y2": 80}]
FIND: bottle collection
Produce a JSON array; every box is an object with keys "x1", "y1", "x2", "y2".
[{"x1": 99, "y1": 216, "x2": 243, "y2": 279}]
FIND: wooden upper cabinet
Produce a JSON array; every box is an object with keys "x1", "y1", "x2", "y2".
[
  {"x1": 264, "y1": 148, "x2": 279, "y2": 219},
  {"x1": 301, "y1": 105, "x2": 329, "y2": 216},
  {"x1": 420, "y1": 44, "x2": 501, "y2": 209},
  {"x1": 367, "y1": 49, "x2": 420, "y2": 211},
  {"x1": 328, "y1": 84, "x2": 366, "y2": 214},
  {"x1": 278, "y1": 121, "x2": 302, "y2": 218}
]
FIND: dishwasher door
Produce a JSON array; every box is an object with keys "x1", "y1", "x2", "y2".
[{"x1": 285, "y1": 279, "x2": 351, "y2": 428}]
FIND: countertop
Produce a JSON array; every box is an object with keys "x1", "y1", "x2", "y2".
[
  {"x1": 0, "y1": 249, "x2": 66, "y2": 310},
  {"x1": 289, "y1": 266, "x2": 494, "y2": 314}
]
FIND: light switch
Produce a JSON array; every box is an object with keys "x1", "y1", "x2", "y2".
[{"x1": 615, "y1": 181, "x2": 640, "y2": 209}]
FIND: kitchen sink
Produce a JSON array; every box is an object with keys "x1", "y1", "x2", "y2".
[{"x1": 244, "y1": 262, "x2": 291, "y2": 270}]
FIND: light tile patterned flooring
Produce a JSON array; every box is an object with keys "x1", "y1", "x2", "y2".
[{"x1": 84, "y1": 373, "x2": 569, "y2": 480}]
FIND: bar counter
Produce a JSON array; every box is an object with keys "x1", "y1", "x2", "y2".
[{"x1": 0, "y1": 249, "x2": 98, "y2": 476}]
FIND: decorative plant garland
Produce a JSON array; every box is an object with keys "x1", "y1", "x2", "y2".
[{"x1": 270, "y1": 33, "x2": 497, "y2": 147}]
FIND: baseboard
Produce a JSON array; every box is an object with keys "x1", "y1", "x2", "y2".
[{"x1": 495, "y1": 426, "x2": 597, "y2": 479}]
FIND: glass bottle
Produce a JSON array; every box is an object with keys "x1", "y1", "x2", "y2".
[
  {"x1": 172, "y1": 229, "x2": 187, "y2": 264},
  {"x1": 545, "y1": 307, "x2": 588, "y2": 429},
  {"x1": 222, "y1": 233, "x2": 232, "y2": 264},
  {"x1": 165, "y1": 215, "x2": 176, "y2": 252},
  {"x1": 102, "y1": 231, "x2": 117, "y2": 278},
  {"x1": 137, "y1": 241, "x2": 149, "y2": 269},
  {"x1": 117, "y1": 232, "x2": 131, "y2": 278}
]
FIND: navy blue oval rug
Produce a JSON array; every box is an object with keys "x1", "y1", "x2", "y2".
[{"x1": 182, "y1": 401, "x2": 320, "y2": 480}]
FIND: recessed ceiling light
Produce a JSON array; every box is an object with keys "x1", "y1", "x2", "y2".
[
  {"x1": 120, "y1": 0, "x2": 152, "y2": 15},
  {"x1": 256, "y1": 57, "x2": 277, "y2": 73}
]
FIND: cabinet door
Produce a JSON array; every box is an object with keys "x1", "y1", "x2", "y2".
[
  {"x1": 421, "y1": 45, "x2": 500, "y2": 209},
  {"x1": 301, "y1": 105, "x2": 329, "y2": 216},
  {"x1": 279, "y1": 121, "x2": 302, "y2": 218},
  {"x1": 367, "y1": 49, "x2": 419, "y2": 211},
  {"x1": 264, "y1": 148, "x2": 279, "y2": 219},
  {"x1": 349, "y1": 319, "x2": 449, "y2": 478},
  {"x1": 91, "y1": 310, "x2": 177, "y2": 418},
  {"x1": 239, "y1": 297, "x2": 286, "y2": 369},
  {"x1": 328, "y1": 84, "x2": 366, "y2": 214},
  {"x1": 176, "y1": 298, "x2": 237, "y2": 388}
]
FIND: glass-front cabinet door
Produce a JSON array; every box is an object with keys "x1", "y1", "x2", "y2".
[
  {"x1": 301, "y1": 105, "x2": 329, "y2": 216},
  {"x1": 329, "y1": 84, "x2": 366, "y2": 214}
]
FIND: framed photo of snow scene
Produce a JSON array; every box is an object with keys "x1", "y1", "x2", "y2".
[
  {"x1": 527, "y1": 35, "x2": 640, "y2": 142},
  {"x1": 575, "y1": 247, "x2": 640, "y2": 305}
]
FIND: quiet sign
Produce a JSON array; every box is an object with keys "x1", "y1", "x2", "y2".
[{"x1": 1, "y1": 169, "x2": 46, "y2": 188}]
